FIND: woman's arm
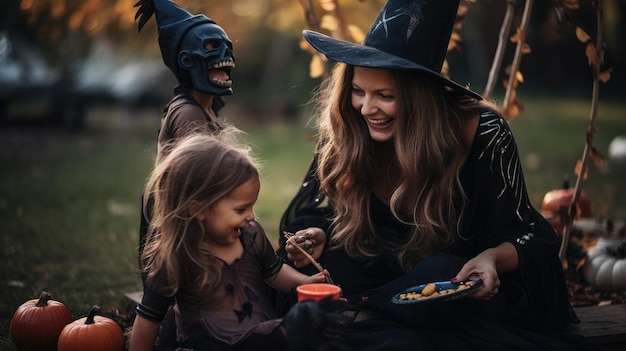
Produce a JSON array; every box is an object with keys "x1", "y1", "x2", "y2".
[{"x1": 128, "y1": 315, "x2": 160, "y2": 351}]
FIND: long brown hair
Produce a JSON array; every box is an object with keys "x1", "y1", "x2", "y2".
[
  {"x1": 315, "y1": 63, "x2": 495, "y2": 271},
  {"x1": 142, "y1": 128, "x2": 259, "y2": 300}
]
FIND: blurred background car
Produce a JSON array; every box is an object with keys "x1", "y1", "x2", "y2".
[{"x1": 0, "y1": 30, "x2": 88, "y2": 129}]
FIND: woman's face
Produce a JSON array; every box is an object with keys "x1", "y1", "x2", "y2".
[{"x1": 350, "y1": 66, "x2": 398, "y2": 143}]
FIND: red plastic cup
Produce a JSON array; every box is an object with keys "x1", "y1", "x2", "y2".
[{"x1": 296, "y1": 283, "x2": 342, "y2": 302}]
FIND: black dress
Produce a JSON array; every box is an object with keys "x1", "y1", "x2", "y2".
[{"x1": 276, "y1": 111, "x2": 599, "y2": 350}]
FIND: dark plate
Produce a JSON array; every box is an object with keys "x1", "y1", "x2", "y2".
[{"x1": 391, "y1": 279, "x2": 483, "y2": 304}]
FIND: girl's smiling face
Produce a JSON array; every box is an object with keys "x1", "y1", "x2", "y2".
[
  {"x1": 199, "y1": 176, "x2": 260, "y2": 247},
  {"x1": 351, "y1": 66, "x2": 398, "y2": 142}
]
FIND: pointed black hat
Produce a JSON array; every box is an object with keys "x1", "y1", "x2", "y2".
[
  {"x1": 304, "y1": 0, "x2": 481, "y2": 100},
  {"x1": 135, "y1": 0, "x2": 216, "y2": 81}
]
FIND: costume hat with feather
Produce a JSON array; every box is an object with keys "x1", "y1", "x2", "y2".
[{"x1": 304, "y1": 0, "x2": 481, "y2": 100}]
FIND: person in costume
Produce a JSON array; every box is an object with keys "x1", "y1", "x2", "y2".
[
  {"x1": 135, "y1": 0, "x2": 237, "y2": 268},
  {"x1": 133, "y1": 1, "x2": 236, "y2": 348},
  {"x1": 134, "y1": 0, "x2": 235, "y2": 158},
  {"x1": 128, "y1": 131, "x2": 332, "y2": 351},
  {"x1": 277, "y1": 0, "x2": 599, "y2": 349}
]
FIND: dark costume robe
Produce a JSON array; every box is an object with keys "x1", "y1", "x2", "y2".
[{"x1": 276, "y1": 111, "x2": 599, "y2": 350}]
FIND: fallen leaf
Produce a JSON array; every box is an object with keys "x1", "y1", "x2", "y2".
[{"x1": 576, "y1": 26, "x2": 591, "y2": 43}]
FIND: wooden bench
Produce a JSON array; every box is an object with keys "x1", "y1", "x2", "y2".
[
  {"x1": 571, "y1": 304, "x2": 626, "y2": 351},
  {"x1": 125, "y1": 292, "x2": 625, "y2": 349}
]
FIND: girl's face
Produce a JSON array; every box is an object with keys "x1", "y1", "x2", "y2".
[
  {"x1": 350, "y1": 66, "x2": 398, "y2": 142},
  {"x1": 200, "y1": 176, "x2": 260, "y2": 247}
]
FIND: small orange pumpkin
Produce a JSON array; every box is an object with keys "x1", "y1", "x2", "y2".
[
  {"x1": 57, "y1": 305, "x2": 125, "y2": 351},
  {"x1": 541, "y1": 179, "x2": 592, "y2": 234},
  {"x1": 10, "y1": 291, "x2": 73, "y2": 351}
]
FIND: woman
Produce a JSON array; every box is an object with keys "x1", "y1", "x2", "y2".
[{"x1": 277, "y1": 0, "x2": 597, "y2": 349}]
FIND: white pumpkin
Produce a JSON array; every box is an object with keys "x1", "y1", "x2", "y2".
[
  {"x1": 609, "y1": 136, "x2": 626, "y2": 174},
  {"x1": 583, "y1": 237, "x2": 626, "y2": 291}
]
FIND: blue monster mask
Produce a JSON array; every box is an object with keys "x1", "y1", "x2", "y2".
[
  {"x1": 135, "y1": 0, "x2": 235, "y2": 96},
  {"x1": 178, "y1": 22, "x2": 235, "y2": 95}
]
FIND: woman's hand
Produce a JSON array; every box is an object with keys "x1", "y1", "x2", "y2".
[
  {"x1": 285, "y1": 227, "x2": 326, "y2": 268},
  {"x1": 452, "y1": 252, "x2": 500, "y2": 300},
  {"x1": 451, "y1": 242, "x2": 518, "y2": 300}
]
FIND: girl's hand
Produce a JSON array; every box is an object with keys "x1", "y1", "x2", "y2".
[
  {"x1": 303, "y1": 269, "x2": 330, "y2": 284},
  {"x1": 451, "y1": 252, "x2": 500, "y2": 300},
  {"x1": 286, "y1": 227, "x2": 326, "y2": 268}
]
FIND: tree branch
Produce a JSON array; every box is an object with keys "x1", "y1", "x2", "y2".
[{"x1": 559, "y1": 0, "x2": 604, "y2": 263}]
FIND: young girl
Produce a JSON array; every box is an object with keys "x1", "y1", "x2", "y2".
[{"x1": 128, "y1": 129, "x2": 329, "y2": 351}]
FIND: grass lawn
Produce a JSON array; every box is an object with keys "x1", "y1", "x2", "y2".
[{"x1": 1, "y1": 96, "x2": 625, "y2": 349}]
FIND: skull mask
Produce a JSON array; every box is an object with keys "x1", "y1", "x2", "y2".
[{"x1": 178, "y1": 23, "x2": 235, "y2": 96}]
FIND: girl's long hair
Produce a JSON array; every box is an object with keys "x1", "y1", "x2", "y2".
[
  {"x1": 141, "y1": 127, "x2": 259, "y2": 301},
  {"x1": 315, "y1": 64, "x2": 495, "y2": 271}
]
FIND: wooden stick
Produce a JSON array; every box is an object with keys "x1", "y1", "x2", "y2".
[{"x1": 283, "y1": 231, "x2": 334, "y2": 285}]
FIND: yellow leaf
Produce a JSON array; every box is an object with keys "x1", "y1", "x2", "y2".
[
  {"x1": 319, "y1": 0, "x2": 336, "y2": 12},
  {"x1": 574, "y1": 160, "x2": 589, "y2": 180},
  {"x1": 504, "y1": 98, "x2": 523, "y2": 120},
  {"x1": 515, "y1": 71, "x2": 524, "y2": 84},
  {"x1": 510, "y1": 28, "x2": 522, "y2": 43},
  {"x1": 299, "y1": 38, "x2": 317, "y2": 55},
  {"x1": 448, "y1": 30, "x2": 462, "y2": 52},
  {"x1": 585, "y1": 42, "x2": 596, "y2": 67},
  {"x1": 575, "y1": 27, "x2": 591, "y2": 43},
  {"x1": 441, "y1": 60, "x2": 449, "y2": 78},
  {"x1": 504, "y1": 103, "x2": 519, "y2": 120},
  {"x1": 320, "y1": 14, "x2": 338, "y2": 31},
  {"x1": 51, "y1": 1, "x2": 65, "y2": 19},
  {"x1": 449, "y1": 31, "x2": 462, "y2": 52},
  {"x1": 589, "y1": 146, "x2": 605, "y2": 166},
  {"x1": 599, "y1": 69, "x2": 612, "y2": 83},
  {"x1": 347, "y1": 24, "x2": 365, "y2": 44},
  {"x1": 310, "y1": 54, "x2": 326, "y2": 78}
]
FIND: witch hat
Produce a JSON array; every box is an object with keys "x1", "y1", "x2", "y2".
[
  {"x1": 134, "y1": 0, "x2": 217, "y2": 83},
  {"x1": 304, "y1": 0, "x2": 481, "y2": 100}
]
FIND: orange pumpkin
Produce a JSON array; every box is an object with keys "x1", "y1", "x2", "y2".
[
  {"x1": 541, "y1": 180, "x2": 592, "y2": 234},
  {"x1": 57, "y1": 305, "x2": 125, "y2": 351},
  {"x1": 10, "y1": 291, "x2": 73, "y2": 351}
]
